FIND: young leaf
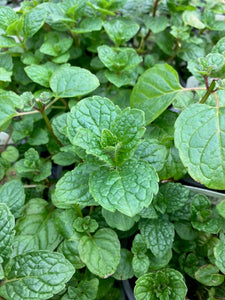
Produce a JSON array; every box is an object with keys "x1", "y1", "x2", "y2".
[
  {"x1": 0, "y1": 203, "x2": 15, "y2": 259},
  {"x1": 174, "y1": 104, "x2": 225, "y2": 189},
  {"x1": 67, "y1": 96, "x2": 121, "y2": 143},
  {"x1": 50, "y1": 66, "x2": 99, "y2": 98},
  {"x1": 78, "y1": 228, "x2": 120, "y2": 278},
  {"x1": 12, "y1": 198, "x2": 62, "y2": 256},
  {"x1": 40, "y1": 32, "x2": 73, "y2": 57},
  {"x1": 134, "y1": 268, "x2": 187, "y2": 300},
  {"x1": 54, "y1": 163, "x2": 99, "y2": 208},
  {"x1": 104, "y1": 17, "x2": 139, "y2": 45},
  {"x1": 0, "y1": 179, "x2": 25, "y2": 218},
  {"x1": 90, "y1": 159, "x2": 159, "y2": 217},
  {"x1": 139, "y1": 216, "x2": 174, "y2": 257},
  {"x1": 130, "y1": 64, "x2": 182, "y2": 125},
  {"x1": 0, "y1": 251, "x2": 75, "y2": 300}
]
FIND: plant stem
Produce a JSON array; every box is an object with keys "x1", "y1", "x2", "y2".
[
  {"x1": 152, "y1": 0, "x2": 159, "y2": 17},
  {"x1": 200, "y1": 80, "x2": 216, "y2": 104},
  {"x1": 36, "y1": 100, "x2": 62, "y2": 147},
  {"x1": 0, "y1": 125, "x2": 13, "y2": 153}
]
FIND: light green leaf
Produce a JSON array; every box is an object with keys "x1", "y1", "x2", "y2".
[
  {"x1": 0, "y1": 179, "x2": 25, "y2": 218},
  {"x1": 54, "y1": 163, "x2": 98, "y2": 208},
  {"x1": 214, "y1": 240, "x2": 225, "y2": 274},
  {"x1": 144, "y1": 15, "x2": 168, "y2": 33},
  {"x1": 1, "y1": 146, "x2": 19, "y2": 163},
  {"x1": 104, "y1": 17, "x2": 139, "y2": 45},
  {"x1": 0, "y1": 36, "x2": 17, "y2": 48},
  {"x1": 134, "y1": 268, "x2": 187, "y2": 300},
  {"x1": 50, "y1": 66, "x2": 99, "y2": 98},
  {"x1": 0, "y1": 67, "x2": 12, "y2": 82},
  {"x1": 0, "y1": 100, "x2": 17, "y2": 130},
  {"x1": 73, "y1": 216, "x2": 98, "y2": 233},
  {"x1": 131, "y1": 64, "x2": 182, "y2": 125},
  {"x1": 67, "y1": 96, "x2": 121, "y2": 142},
  {"x1": 174, "y1": 104, "x2": 225, "y2": 189},
  {"x1": 102, "y1": 208, "x2": 137, "y2": 231},
  {"x1": 23, "y1": 7, "x2": 47, "y2": 38},
  {"x1": 139, "y1": 216, "x2": 174, "y2": 257},
  {"x1": 195, "y1": 264, "x2": 224, "y2": 286},
  {"x1": 74, "y1": 17, "x2": 103, "y2": 33},
  {"x1": 78, "y1": 228, "x2": 120, "y2": 278},
  {"x1": 183, "y1": 10, "x2": 205, "y2": 29},
  {"x1": 134, "y1": 139, "x2": 167, "y2": 172},
  {"x1": 132, "y1": 253, "x2": 150, "y2": 278},
  {"x1": 40, "y1": 32, "x2": 73, "y2": 57},
  {"x1": 0, "y1": 203, "x2": 15, "y2": 258},
  {"x1": 27, "y1": 128, "x2": 49, "y2": 146},
  {"x1": 52, "y1": 113, "x2": 70, "y2": 145},
  {"x1": 12, "y1": 198, "x2": 62, "y2": 256},
  {"x1": 0, "y1": 7, "x2": 18, "y2": 30},
  {"x1": 113, "y1": 249, "x2": 134, "y2": 280},
  {"x1": 216, "y1": 200, "x2": 225, "y2": 218},
  {"x1": 62, "y1": 279, "x2": 99, "y2": 300},
  {"x1": 0, "y1": 251, "x2": 75, "y2": 300},
  {"x1": 110, "y1": 108, "x2": 145, "y2": 164},
  {"x1": 159, "y1": 182, "x2": 190, "y2": 213},
  {"x1": 25, "y1": 64, "x2": 51, "y2": 87},
  {"x1": 90, "y1": 159, "x2": 159, "y2": 217}
]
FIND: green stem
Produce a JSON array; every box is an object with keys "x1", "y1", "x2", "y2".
[
  {"x1": 152, "y1": 0, "x2": 159, "y2": 17},
  {"x1": 200, "y1": 80, "x2": 216, "y2": 104},
  {"x1": 36, "y1": 100, "x2": 62, "y2": 147},
  {"x1": 0, "y1": 125, "x2": 12, "y2": 153}
]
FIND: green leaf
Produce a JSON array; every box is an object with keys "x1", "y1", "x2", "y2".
[
  {"x1": 139, "y1": 216, "x2": 174, "y2": 257},
  {"x1": 0, "y1": 36, "x2": 17, "y2": 48},
  {"x1": 102, "y1": 208, "x2": 137, "y2": 231},
  {"x1": 1, "y1": 146, "x2": 19, "y2": 163},
  {"x1": 147, "y1": 249, "x2": 172, "y2": 271},
  {"x1": 23, "y1": 7, "x2": 47, "y2": 38},
  {"x1": 50, "y1": 66, "x2": 99, "y2": 98},
  {"x1": 144, "y1": 16, "x2": 168, "y2": 33},
  {"x1": 134, "y1": 139, "x2": 167, "y2": 172},
  {"x1": 40, "y1": 32, "x2": 73, "y2": 57},
  {"x1": 52, "y1": 151, "x2": 77, "y2": 166},
  {"x1": 131, "y1": 64, "x2": 182, "y2": 125},
  {"x1": 174, "y1": 104, "x2": 225, "y2": 189},
  {"x1": 73, "y1": 216, "x2": 98, "y2": 233},
  {"x1": 159, "y1": 182, "x2": 190, "y2": 213},
  {"x1": 58, "y1": 233, "x2": 85, "y2": 269},
  {"x1": 12, "y1": 198, "x2": 62, "y2": 256},
  {"x1": 104, "y1": 17, "x2": 139, "y2": 45},
  {"x1": 74, "y1": 17, "x2": 103, "y2": 33},
  {"x1": 110, "y1": 108, "x2": 145, "y2": 164},
  {"x1": 0, "y1": 179, "x2": 25, "y2": 218},
  {"x1": 67, "y1": 96, "x2": 121, "y2": 142},
  {"x1": 183, "y1": 10, "x2": 205, "y2": 29},
  {"x1": 0, "y1": 7, "x2": 18, "y2": 30},
  {"x1": 54, "y1": 163, "x2": 99, "y2": 208},
  {"x1": 54, "y1": 208, "x2": 79, "y2": 239},
  {"x1": 132, "y1": 253, "x2": 150, "y2": 278},
  {"x1": 214, "y1": 240, "x2": 225, "y2": 274},
  {"x1": 0, "y1": 203, "x2": 15, "y2": 259},
  {"x1": 62, "y1": 279, "x2": 99, "y2": 300},
  {"x1": 0, "y1": 67, "x2": 12, "y2": 82},
  {"x1": 216, "y1": 199, "x2": 225, "y2": 218},
  {"x1": 113, "y1": 249, "x2": 134, "y2": 280},
  {"x1": 90, "y1": 159, "x2": 159, "y2": 217},
  {"x1": 134, "y1": 268, "x2": 187, "y2": 300},
  {"x1": 98, "y1": 45, "x2": 142, "y2": 72},
  {"x1": 195, "y1": 264, "x2": 224, "y2": 286},
  {"x1": 0, "y1": 251, "x2": 75, "y2": 300},
  {"x1": 27, "y1": 128, "x2": 49, "y2": 146},
  {"x1": 78, "y1": 228, "x2": 120, "y2": 278},
  {"x1": 0, "y1": 100, "x2": 17, "y2": 130},
  {"x1": 25, "y1": 64, "x2": 52, "y2": 87},
  {"x1": 105, "y1": 68, "x2": 138, "y2": 87}
]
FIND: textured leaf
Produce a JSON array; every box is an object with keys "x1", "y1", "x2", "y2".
[
  {"x1": 131, "y1": 64, "x2": 182, "y2": 124},
  {"x1": 73, "y1": 216, "x2": 98, "y2": 233},
  {"x1": 134, "y1": 268, "x2": 187, "y2": 300},
  {"x1": 54, "y1": 163, "x2": 98, "y2": 208},
  {"x1": 113, "y1": 249, "x2": 134, "y2": 280},
  {"x1": 12, "y1": 198, "x2": 62, "y2": 256},
  {"x1": 195, "y1": 264, "x2": 224, "y2": 286},
  {"x1": 23, "y1": 7, "x2": 47, "y2": 38},
  {"x1": 78, "y1": 228, "x2": 120, "y2": 278},
  {"x1": 132, "y1": 253, "x2": 150, "y2": 278},
  {"x1": 174, "y1": 104, "x2": 225, "y2": 189},
  {"x1": 0, "y1": 36, "x2": 17, "y2": 48},
  {"x1": 104, "y1": 17, "x2": 139, "y2": 45},
  {"x1": 144, "y1": 15, "x2": 168, "y2": 33},
  {"x1": 90, "y1": 159, "x2": 159, "y2": 217},
  {"x1": 1, "y1": 146, "x2": 19, "y2": 163},
  {"x1": 0, "y1": 100, "x2": 17, "y2": 130},
  {"x1": 50, "y1": 66, "x2": 99, "y2": 98},
  {"x1": 183, "y1": 10, "x2": 205, "y2": 29},
  {"x1": 0, "y1": 179, "x2": 25, "y2": 218},
  {"x1": 25, "y1": 64, "x2": 51, "y2": 87},
  {"x1": 0, "y1": 203, "x2": 15, "y2": 258},
  {"x1": 67, "y1": 96, "x2": 121, "y2": 143},
  {"x1": 74, "y1": 17, "x2": 102, "y2": 33},
  {"x1": 0, "y1": 7, "x2": 18, "y2": 30},
  {"x1": 102, "y1": 208, "x2": 137, "y2": 231},
  {"x1": 40, "y1": 32, "x2": 73, "y2": 57},
  {"x1": 62, "y1": 279, "x2": 99, "y2": 300},
  {"x1": 0, "y1": 251, "x2": 75, "y2": 300},
  {"x1": 134, "y1": 139, "x2": 167, "y2": 172},
  {"x1": 139, "y1": 217, "x2": 174, "y2": 257}
]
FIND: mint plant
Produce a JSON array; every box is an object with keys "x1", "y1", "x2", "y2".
[{"x1": 1, "y1": 0, "x2": 225, "y2": 299}]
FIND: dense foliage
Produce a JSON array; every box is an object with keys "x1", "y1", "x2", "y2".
[{"x1": 1, "y1": 0, "x2": 225, "y2": 299}]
